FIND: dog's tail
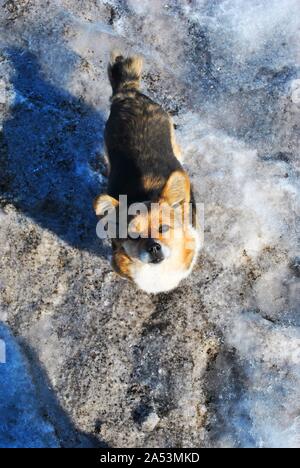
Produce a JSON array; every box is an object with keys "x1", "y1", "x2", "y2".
[{"x1": 108, "y1": 51, "x2": 143, "y2": 94}]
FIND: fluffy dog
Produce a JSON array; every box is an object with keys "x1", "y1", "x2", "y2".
[{"x1": 94, "y1": 53, "x2": 200, "y2": 293}]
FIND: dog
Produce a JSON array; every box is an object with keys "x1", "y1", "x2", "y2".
[{"x1": 94, "y1": 53, "x2": 200, "y2": 293}]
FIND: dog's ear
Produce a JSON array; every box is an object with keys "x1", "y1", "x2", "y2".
[
  {"x1": 93, "y1": 194, "x2": 119, "y2": 217},
  {"x1": 161, "y1": 171, "x2": 190, "y2": 207}
]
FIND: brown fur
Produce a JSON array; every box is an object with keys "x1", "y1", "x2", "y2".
[
  {"x1": 141, "y1": 175, "x2": 164, "y2": 192},
  {"x1": 111, "y1": 248, "x2": 132, "y2": 278}
]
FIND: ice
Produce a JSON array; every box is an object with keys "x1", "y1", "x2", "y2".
[
  {"x1": 0, "y1": 324, "x2": 59, "y2": 448},
  {"x1": 0, "y1": 0, "x2": 299, "y2": 448}
]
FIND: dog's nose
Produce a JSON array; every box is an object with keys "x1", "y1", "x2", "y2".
[
  {"x1": 146, "y1": 240, "x2": 164, "y2": 263},
  {"x1": 147, "y1": 242, "x2": 161, "y2": 254}
]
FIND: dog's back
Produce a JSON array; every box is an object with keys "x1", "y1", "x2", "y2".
[{"x1": 105, "y1": 53, "x2": 182, "y2": 204}]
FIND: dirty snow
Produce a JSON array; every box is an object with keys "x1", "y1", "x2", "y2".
[{"x1": 0, "y1": 0, "x2": 299, "y2": 448}]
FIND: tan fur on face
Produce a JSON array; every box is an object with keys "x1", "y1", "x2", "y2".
[
  {"x1": 128, "y1": 224, "x2": 200, "y2": 293},
  {"x1": 114, "y1": 221, "x2": 199, "y2": 292},
  {"x1": 111, "y1": 170, "x2": 196, "y2": 288}
]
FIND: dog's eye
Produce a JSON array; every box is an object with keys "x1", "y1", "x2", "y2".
[{"x1": 159, "y1": 224, "x2": 170, "y2": 234}]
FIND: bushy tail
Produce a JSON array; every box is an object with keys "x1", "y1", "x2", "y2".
[{"x1": 108, "y1": 51, "x2": 143, "y2": 94}]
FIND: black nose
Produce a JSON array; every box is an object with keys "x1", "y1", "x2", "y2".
[
  {"x1": 146, "y1": 240, "x2": 164, "y2": 263},
  {"x1": 147, "y1": 242, "x2": 161, "y2": 254}
]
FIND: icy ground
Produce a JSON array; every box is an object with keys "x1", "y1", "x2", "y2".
[{"x1": 0, "y1": 0, "x2": 299, "y2": 448}]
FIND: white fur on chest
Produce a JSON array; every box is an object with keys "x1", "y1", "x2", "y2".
[{"x1": 132, "y1": 261, "x2": 188, "y2": 293}]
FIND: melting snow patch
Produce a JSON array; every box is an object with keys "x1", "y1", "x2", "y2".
[{"x1": 0, "y1": 324, "x2": 59, "y2": 448}]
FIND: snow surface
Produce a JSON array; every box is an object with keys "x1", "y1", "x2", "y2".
[
  {"x1": 0, "y1": 0, "x2": 299, "y2": 448},
  {"x1": 0, "y1": 323, "x2": 59, "y2": 447}
]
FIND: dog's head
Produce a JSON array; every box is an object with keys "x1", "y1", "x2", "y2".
[{"x1": 94, "y1": 171, "x2": 199, "y2": 292}]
